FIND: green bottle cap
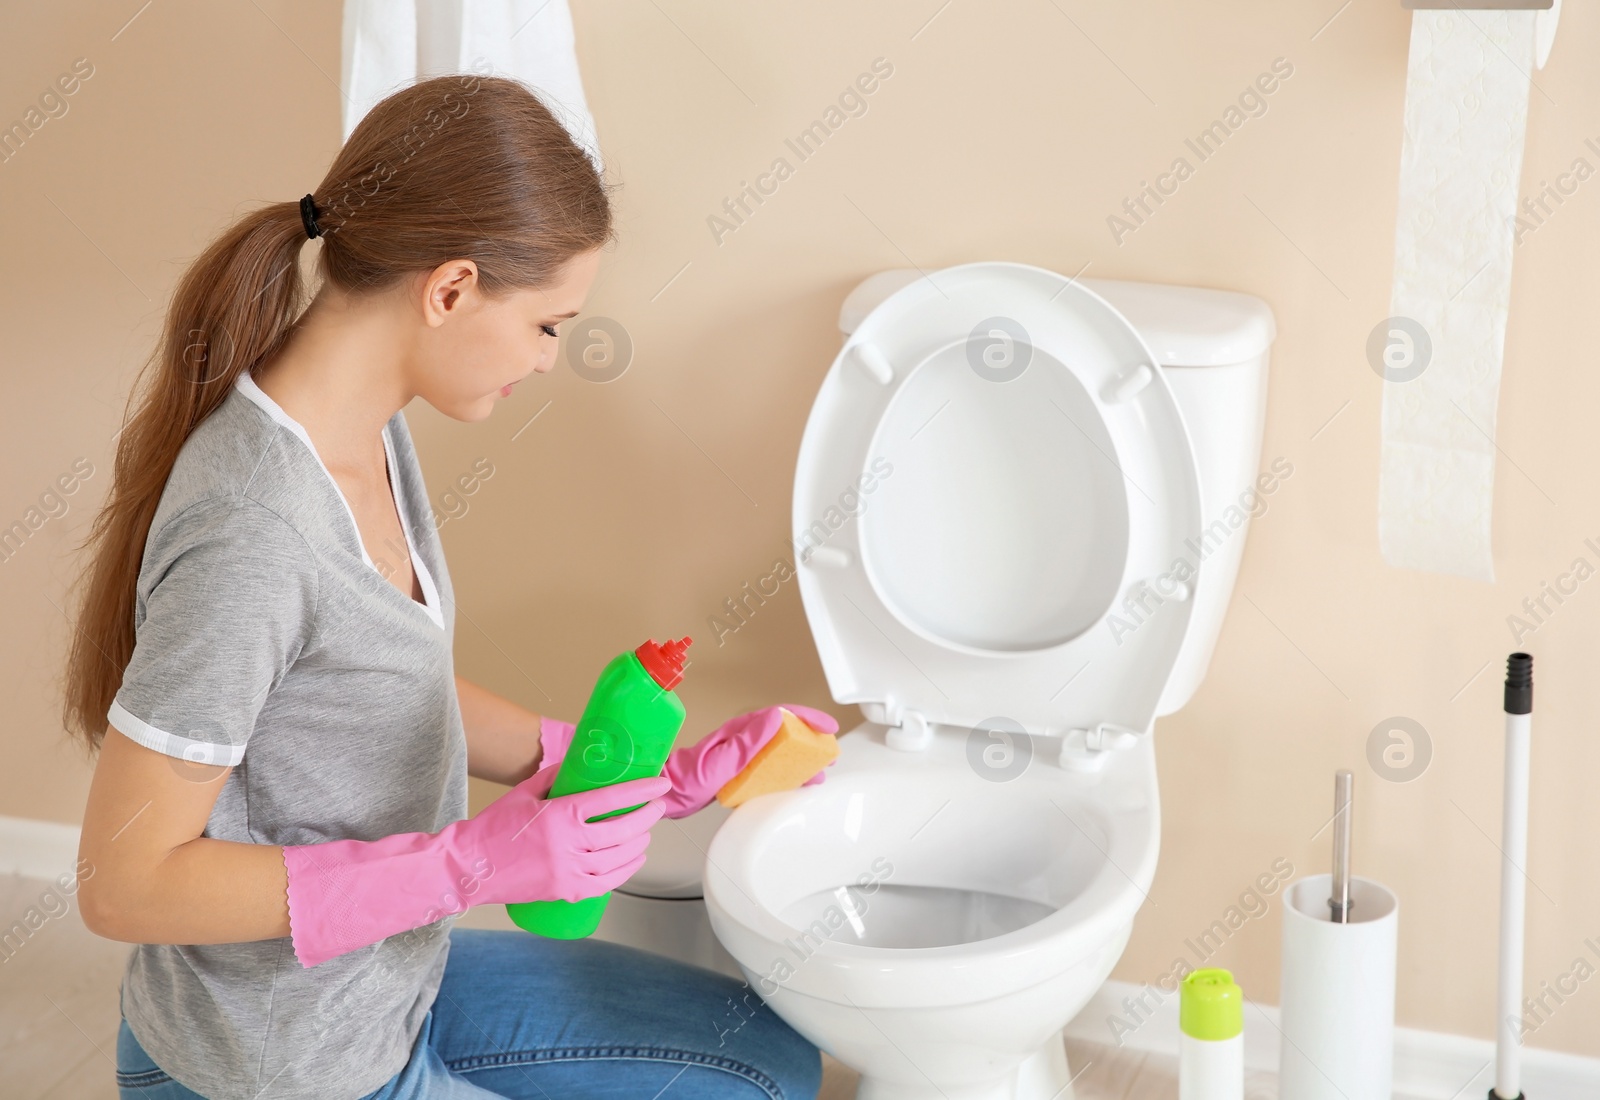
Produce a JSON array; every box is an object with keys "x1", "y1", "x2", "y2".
[{"x1": 1180, "y1": 968, "x2": 1243, "y2": 1041}]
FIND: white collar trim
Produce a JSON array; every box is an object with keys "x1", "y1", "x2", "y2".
[{"x1": 233, "y1": 372, "x2": 445, "y2": 630}]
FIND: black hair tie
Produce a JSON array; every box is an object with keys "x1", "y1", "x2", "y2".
[{"x1": 299, "y1": 193, "x2": 321, "y2": 240}]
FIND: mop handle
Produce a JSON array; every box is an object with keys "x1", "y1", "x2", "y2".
[{"x1": 1494, "y1": 652, "x2": 1533, "y2": 1100}]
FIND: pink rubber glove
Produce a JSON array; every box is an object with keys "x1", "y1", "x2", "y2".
[
  {"x1": 538, "y1": 714, "x2": 576, "y2": 770},
  {"x1": 660, "y1": 704, "x2": 840, "y2": 819},
  {"x1": 282, "y1": 763, "x2": 669, "y2": 968}
]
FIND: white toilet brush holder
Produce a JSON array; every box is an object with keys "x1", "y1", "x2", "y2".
[{"x1": 1278, "y1": 873, "x2": 1399, "y2": 1100}]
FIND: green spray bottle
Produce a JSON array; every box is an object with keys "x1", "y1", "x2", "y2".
[{"x1": 506, "y1": 636, "x2": 693, "y2": 939}]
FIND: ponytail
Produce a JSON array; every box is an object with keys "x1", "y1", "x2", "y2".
[{"x1": 63, "y1": 74, "x2": 614, "y2": 751}]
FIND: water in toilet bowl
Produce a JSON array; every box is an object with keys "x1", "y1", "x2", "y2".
[{"x1": 780, "y1": 882, "x2": 1056, "y2": 950}]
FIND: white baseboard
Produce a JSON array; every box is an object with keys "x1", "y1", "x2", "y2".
[
  {"x1": 4, "y1": 814, "x2": 1597, "y2": 1097},
  {"x1": 1067, "y1": 978, "x2": 1600, "y2": 1100},
  {"x1": 0, "y1": 814, "x2": 81, "y2": 880}
]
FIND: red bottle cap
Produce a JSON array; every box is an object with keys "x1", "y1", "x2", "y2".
[{"x1": 635, "y1": 636, "x2": 693, "y2": 690}]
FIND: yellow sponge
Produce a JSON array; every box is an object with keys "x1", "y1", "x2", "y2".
[{"x1": 716, "y1": 707, "x2": 839, "y2": 808}]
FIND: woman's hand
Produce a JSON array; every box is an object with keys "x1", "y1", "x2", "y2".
[
  {"x1": 658, "y1": 705, "x2": 839, "y2": 819},
  {"x1": 283, "y1": 765, "x2": 669, "y2": 967}
]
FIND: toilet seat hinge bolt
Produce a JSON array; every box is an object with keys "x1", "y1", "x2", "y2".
[
  {"x1": 1058, "y1": 723, "x2": 1144, "y2": 771},
  {"x1": 885, "y1": 707, "x2": 932, "y2": 752}
]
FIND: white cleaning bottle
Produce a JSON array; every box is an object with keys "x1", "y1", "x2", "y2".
[{"x1": 1179, "y1": 968, "x2": 1243, "y2": 1100}]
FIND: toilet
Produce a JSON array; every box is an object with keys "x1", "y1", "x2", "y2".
[{"x1": 595, "y1": 262, "x2": 1276, "y2": 1099}]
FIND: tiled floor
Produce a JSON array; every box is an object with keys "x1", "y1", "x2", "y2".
[{"x1": 0, "y1": 869, "x2": 1275, "y2": 1099}]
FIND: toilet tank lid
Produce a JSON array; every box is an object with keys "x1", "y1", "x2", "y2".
[{"x1": 1079, "y1": 277, "x2": 1276, "y2": 368}]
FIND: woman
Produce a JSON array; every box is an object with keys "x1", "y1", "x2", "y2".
[{"x1": 61, "y1": 73, "x2": 831, "y2": 1100}]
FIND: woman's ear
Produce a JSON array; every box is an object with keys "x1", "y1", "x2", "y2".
[{"x1": 419, "y1": 260, "x2": 481, "y2": 326}]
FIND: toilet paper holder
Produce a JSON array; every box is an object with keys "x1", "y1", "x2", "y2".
[
  {"x1": 1402, "y1": 1, "x2": 1548, "y2": 8},
  {"x1": 1402, "y1": 0, "x2": 1560, "y2": 70}
]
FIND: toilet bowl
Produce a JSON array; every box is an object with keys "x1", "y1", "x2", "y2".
[
  {"x1": 598, "y1": 262, "x2": 1274, "y2": 1098},
  {"x1": 703, "y1": 718, "x2": 1159, "y2": 1100}
]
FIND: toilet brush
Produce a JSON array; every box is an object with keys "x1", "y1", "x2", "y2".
[
  {"x1": 1278, "y1": 768, "x2": 1398, "y2": 1099},
  {"x1": 1491, "y1": 653, "x2": 1533, "y2": 1100},
  {"x1": 1328, "y1": 770, "x2": 1353, "y2": 923}
]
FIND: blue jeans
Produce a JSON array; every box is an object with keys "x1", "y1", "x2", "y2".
[{"x1": 115, "y1": 928, "x2": 820, "y2": 1099}]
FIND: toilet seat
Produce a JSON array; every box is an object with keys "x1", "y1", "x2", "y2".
[{"x1": 792, "y1": 261, "x2": 1204, "y2": 741}]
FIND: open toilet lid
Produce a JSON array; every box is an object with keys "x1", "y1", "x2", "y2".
[{"x1": 791, "y1": 262, "x2": 1203, "y2": 739}]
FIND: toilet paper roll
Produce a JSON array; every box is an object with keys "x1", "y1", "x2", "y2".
[
  {"x1": 1278, "y1": 875, "x2": 1398, "y2": 1100},
  {"x1": 1377, "y1": 9, "x2": 1536, "y2": 583}
]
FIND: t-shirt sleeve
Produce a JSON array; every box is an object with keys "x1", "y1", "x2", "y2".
[{"x1": 108, "y1": 496, "x2": 320, "y2": 767}]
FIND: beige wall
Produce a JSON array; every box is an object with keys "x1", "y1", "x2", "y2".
[{"x1": 5, "y1": 0, "x2": 1597, "y2": 1057}]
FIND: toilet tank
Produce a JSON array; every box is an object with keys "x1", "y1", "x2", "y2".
[{"x1": 1078, "y1": 277, "x2": 1276, "y2": 716}]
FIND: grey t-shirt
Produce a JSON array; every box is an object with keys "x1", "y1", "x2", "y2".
[{"x1": 107, "y1": 370, "x2": 467, "y2": 1100}]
